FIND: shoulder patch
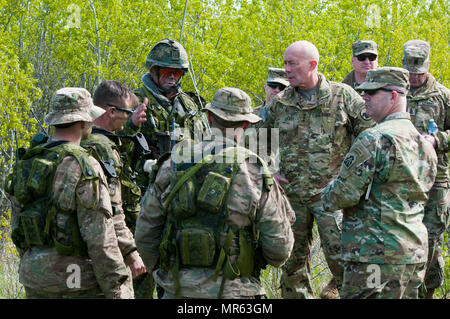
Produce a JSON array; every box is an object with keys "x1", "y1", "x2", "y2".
[{"x1": 360, "y1": 108, "x2": 372, "y2": 121}]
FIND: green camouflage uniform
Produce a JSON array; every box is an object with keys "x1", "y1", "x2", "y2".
[
  {"x1": 322, "y1": 67, "x2": 438, "y2": 299},
  {"x1": 122, "y1": 39, "x2": 209, "y2": 192},
  {"x1": 135, "y1": 88, "x2": 295, "y2": 298},
  {"x1": 261, "y1": 73, "x2": 375, "y2": 298},
  {"x1": 402, "y1": 40, "x2": 450, "y2": 294},
  {"x1": 8, "y1": 88, "x2": 133, "y2": 299},
  {"x1": 342, "y1": 40, "x2": 378, "y2": 90}
]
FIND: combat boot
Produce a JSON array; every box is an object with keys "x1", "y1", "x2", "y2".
[{"x1": 320, "y1": 278, "x2": 339, "y2": 299}]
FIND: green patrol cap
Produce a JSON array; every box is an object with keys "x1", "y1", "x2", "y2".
[
  {"x1": 267, "y1": 67, "x2": 289, "y2": 87},
  {"x1": 402, "y1": 40, "x2": 430, "y2": 74},
  {"x1": 357, "y1": 67, "x2": 410, "y2": 91},
  {"x1": 352, "y1": 40, "x2": 378, "y2": 57},
  {"x1": 45, "y1": 87, "x2": 105, "y2": 126},
  {"x1": 202, "y1": 87, "x2": 261, "y2": 124}
]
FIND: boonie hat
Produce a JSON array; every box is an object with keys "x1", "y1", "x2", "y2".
[
  {"x1": 45, "y1": 87, "x2": 105, "y2": 126},
  {"x1": 202, "y1": 87, "x2": 261, "y2": 124}
]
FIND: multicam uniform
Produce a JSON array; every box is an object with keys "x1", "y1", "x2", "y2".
[
  {"x1": 81, "y1": 128, "x2": 141, "y2": 267},
  {"x1": 135, "y1": 139, "x2": 294, "y2": 298},
  {"x1": 9, "y1": 140, "x2": 133, "y2": 298},
  {"x1": 322, "y1": 112, "x2": 437, "y2": 298},
  {"x1": 406, "y1": 73, "x2": 450, "y2": 291},
  {"x1": 261, "y1": 73, "x2": 375, "y2": 298}
]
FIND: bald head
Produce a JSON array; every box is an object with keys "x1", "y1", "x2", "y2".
[{"x1": 284, "y1": 41, "x2": 320, "y2": 89}]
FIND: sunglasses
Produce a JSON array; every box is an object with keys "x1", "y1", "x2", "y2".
[
  {"x1": 159, "y1": 68, "x2": 184, "y2": 78},
  {"x1": 267, "y1": 83, "x2": 286, "y2": 91},
  {"x1": 107, "y1": 103, "x2": 134, "y2": 116},
  {"x1": 363, "y1": 88, "x2": 406, "y2": 96},
  {"x1": 356, "y1": 54, "x2": 377, "y2": 62}
]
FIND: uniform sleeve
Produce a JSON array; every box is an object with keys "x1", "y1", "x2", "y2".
[
  {"x1": 109, "y1": 149, "x2": 138, "y2": 259},
  {"x1": 434, "y1": 86, "x2": 450, "y2": 152},
  {"x1": 135, "y1": 158, "x2": 172, "y2": 271},
  {"x1": 321, "y1": 131, "x2": 385, "y2": 212},
  {"x1": 69, "y1": 157, "x2": 130, "y2": 298},
  {"x1": 251, "y1": 165, "x2": 294, "y2": 267}
]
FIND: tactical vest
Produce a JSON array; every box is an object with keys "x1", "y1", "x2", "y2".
[
  {"x1": 81, "y1": 131, "x2": 142, "y2": 231},
  {"x1": 134, "y1": 86, "x2": 209, "y2": 154},
  {"x1": 10, "y1": 141, "x2": 97, "y2": 256},
  {"x1": 158, "y1": 146, "x2": 273, "y2": 298}
]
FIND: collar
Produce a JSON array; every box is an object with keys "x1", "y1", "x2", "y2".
[{"x1": 380, "y1": 112, "x2": 411, "y2": 123}]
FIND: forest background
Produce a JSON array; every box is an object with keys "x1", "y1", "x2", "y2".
[{"x1": 0, "y1": 0, "x2": 448, "y2": 298}]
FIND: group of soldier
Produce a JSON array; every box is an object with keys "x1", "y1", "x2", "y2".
[{"x1": 5, "y1": 37, "x2": 449, "y2": 299}]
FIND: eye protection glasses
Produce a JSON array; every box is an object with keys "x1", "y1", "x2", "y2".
[
  {"x1": 356, "y1": 54, "x2": 377, "y2": 62},
  {"x1": 107, "y1": 103, "x2": 134, "y2": 116}
]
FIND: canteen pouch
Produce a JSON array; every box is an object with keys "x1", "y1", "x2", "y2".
[
  {"x1": 27, "y1": 157, "x2": 55, "y2": 197},
  {"x1": 177, "y1": 228, "x2": 216, "y2": 267},
  {"x1": 20, "y1": 205, "x2": 48, "y2": 247},
  {"x1": 197, "y1": 172, "x2": 231, "y2": 214},
  {"x1": 171, "y1": 171, "x2": 197, "y2": 220}
]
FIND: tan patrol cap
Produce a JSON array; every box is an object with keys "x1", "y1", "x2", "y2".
[
  {"x1": 202, "y1": 87, "x2": 261, "y2": 124},
  {"x1": 44, "y1": 87, "x2": 105, "y2": 126},
  {"x1": 357, "y1": 67, "x2": 410, "y2": 90},
  {"x1": 402, "y1": 40, "x2": 430, "y2": 74},
  {"x1": 352, "y1": 40, "x2": 378, "y2": 57}
]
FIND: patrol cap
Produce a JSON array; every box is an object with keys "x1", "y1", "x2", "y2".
[
  {"x1": 357, "y1": 67, "x2": 410, "y2": 91},
  {"x1": 202, "y1": 87, "x2": 261, "y2": 124},
  {"x1": 352, "y1": 40, "x2": 378, "y2": 57},
  {"x1": 402, "y1": 40, "x2": 430, "y2": 74},
  {"x1": 266, "y1": 67, "x2": 289, "y2": 87},
  {"x1": 45, "y1": 87, "x2": 105, "y2": 126}
]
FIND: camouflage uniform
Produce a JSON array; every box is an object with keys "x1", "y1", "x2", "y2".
[
  {"x1": 402, "y1": 40, "x2": 450, "y2": 295},
  {"x1": 135, "y1": 88, "x2": 295, "y2": 298},
  {"x1": 261, "y1": 73, "x2": 375, "y2": 298},
  {"x1": 253, "y1": 67, "x2": 289, "y2": 122},
  {"x1": 8, "y1": 88, "x2": 133, "y2": 298},
  {"x1": 322, "y1": 67, "x2": 438, "y2": 299},
  {"x1": 342, "y1": 40, "x2": 378, "y2": 90},
  {"x1": 81, "y1": 128, "x2": 142, "y2": 293},
  {"x1": 123, "y1": 39, "x2": 209, "y2": 192}
]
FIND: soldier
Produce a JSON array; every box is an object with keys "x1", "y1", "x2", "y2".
[
  {"x1": 7, "y1": 88, "x2": 133, "y2": 298},
  {"x1": 81, "y1": 80, "x2": 148, "y2": 296},
  {"x1": 260, "y1": 40, "x2": 375, "y2": 299},
  {"x1": 253, "y1": 67, "x2": 289, "y2": 123},
  {"x1": 123, "y1": 38, "x2": 210, "y2": 191},
  {"x1": 342, "y1": 40, "x2": 379, "y2": 90},
  {"x1": 322, "y1": 67, "x2": 438, "y2": 298},
  {"x1": 402, "y1": 40, "x2": 450, "y2": 299},
  {"x1": 135, "y1": 87, "x2": 295, "y2": 298}
]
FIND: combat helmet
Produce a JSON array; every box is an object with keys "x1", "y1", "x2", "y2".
[{"x1": 145, "y1": 39, "x2": 189, "y2": 70}]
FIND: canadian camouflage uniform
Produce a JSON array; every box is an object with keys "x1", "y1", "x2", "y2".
[
  {"x1": 322, "y1": 67, "x2": 438, "y2": 299},
  {"x1": 122, "y1": 39, "x2": 210, "y2": 298},
  {"x1": 122, "y1": 39, "x2": 210, "y2": 192},
  {"x1": 403, "y1": 40, "x2": 450, "y2": 293},
  {"x1": 342, "y1": 40, "x2": 378, "y2": 90},
  {"x1": 135, "y1": 87, "x2": 295, "y2": 298},
  {"x1": 261, "y1": 73, "x2": 375, "y2": 298},
  {"x1": 7, "y1": 88, "x2": 133, "y2": 298}
]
